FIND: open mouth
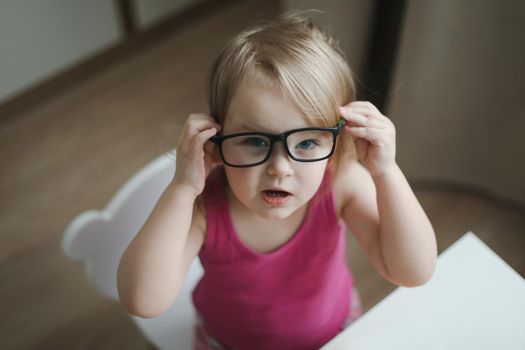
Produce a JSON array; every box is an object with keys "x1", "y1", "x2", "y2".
[{"x1": 261, "y1": 190, "x2": 292, "y2": 206}]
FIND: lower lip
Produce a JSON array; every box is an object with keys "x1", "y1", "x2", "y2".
[{"x1": 261, "y1": 191, "x2": 292, "y2": 206}]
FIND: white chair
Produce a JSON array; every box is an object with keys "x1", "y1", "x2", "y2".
[{"x1": 62, "y1": 150, "x2": 204, "y2": 350}]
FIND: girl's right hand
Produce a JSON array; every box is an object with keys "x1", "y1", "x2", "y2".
[{"x1": 172, "y1": 113, "x2": 221, "y2": 197}]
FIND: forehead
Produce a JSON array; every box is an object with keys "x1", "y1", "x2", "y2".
[{"x1": 224, "y1": 78, "x2": 315, "y2": 133}]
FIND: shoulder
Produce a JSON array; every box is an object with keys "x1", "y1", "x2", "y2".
[{"x1": 332, "y1": 160, "x2": 377, "y2": 217}]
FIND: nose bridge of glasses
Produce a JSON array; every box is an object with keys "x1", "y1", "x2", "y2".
[{"x1": 267, "y1": 134, "x2": 292, "y2": 160}]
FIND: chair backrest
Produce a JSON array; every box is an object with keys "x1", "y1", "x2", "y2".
[{"x1": 62, "y1": 151, "x2": 203, "y2": 350}]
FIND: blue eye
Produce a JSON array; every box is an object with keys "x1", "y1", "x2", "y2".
[
  {"x1": 295, "y1": 139, "x2": 318, "y2": 150},
  {"x1": 244, "y1": 137, "x2": 269, "y2": 147}
]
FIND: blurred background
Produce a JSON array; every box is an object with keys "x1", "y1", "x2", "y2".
[{"x1": 1, "y1": 0, "x2": 524, "y2": 348}]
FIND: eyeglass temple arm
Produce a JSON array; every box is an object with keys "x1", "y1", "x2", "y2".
[{"x1": 337, "y1": 118, "x2": 346, "y2": 131}]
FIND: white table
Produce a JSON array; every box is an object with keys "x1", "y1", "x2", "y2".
[{"x1": 323, "y1": 232, "x2": 525, "y2": 349}]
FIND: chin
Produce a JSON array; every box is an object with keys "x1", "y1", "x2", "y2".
[
  {"x1": 258, "y1": 212, "x2": 290, "y2": 221},
  {"x1": 255, "y1": 205, "x2": 299, "y2": 221}
]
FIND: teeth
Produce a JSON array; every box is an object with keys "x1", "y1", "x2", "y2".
[{"x1": 266, "y1": 190, "x2": 288, "y2": 197}]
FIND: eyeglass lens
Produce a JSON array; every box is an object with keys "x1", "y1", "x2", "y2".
[{"x1": 220, "y1": 130, "x2": 335, "y2": 166}]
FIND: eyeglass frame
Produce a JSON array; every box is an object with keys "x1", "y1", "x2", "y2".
[{"x1": 209, "y1": 119, "x2": 346, "y2": 168}]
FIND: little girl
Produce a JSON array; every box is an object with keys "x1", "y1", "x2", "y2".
[{"x1": 117, "y1": 12, "x2": 437, "y2": 350}]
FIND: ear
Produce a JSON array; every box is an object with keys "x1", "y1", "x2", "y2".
[{"x1": 211, "y1": 146, "x2": 223, "y2": 165}]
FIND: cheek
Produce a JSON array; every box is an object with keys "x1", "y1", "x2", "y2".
[
  {"x1": 296, "y1": 162, "x2": 328, "y2": 194},
  {"x1": 225, "y1": 168, "x2": 258, "y2": 195}
]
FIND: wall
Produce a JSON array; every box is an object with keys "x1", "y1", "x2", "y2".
[
  {"x1": 388, "y1": 0, "x2": 525, "y2": 204},
  {"x1": 0, "y1": 0, "x2": 203, "y2": 105},
  {"x1": 132, "y1": 0, "x2": 201, "y2": 29},
  {"x1": 0, "y1": 0, "x2": 122, "y2": 104},
  {"x1": 285, "y1": 0, "x2": 525, "y2": 205},
  {"x1": 283, "y1": 0, "x2": 375, "y2": 81}
]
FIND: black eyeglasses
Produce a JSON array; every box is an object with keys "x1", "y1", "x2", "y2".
[{"x1": 210, "y1": 119, "x2": 345, "y2": 168}]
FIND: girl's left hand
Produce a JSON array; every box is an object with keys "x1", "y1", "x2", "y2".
[{"x1": 339, "y1": 101, "x2": 397, "y2": 177}]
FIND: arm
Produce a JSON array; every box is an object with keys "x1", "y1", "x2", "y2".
[
  {"x1": 117, "y1": 113, "x2": 221, "y2": 318},
  {"x1": 339, "y1": 102, "x2": 437, "y2": 287},
  {"x1": 117, "y1": 185, "x2": 203, "y2": 318},
  {"x1": 374, "y1": 164, "x2": 436, "y2": 286}
]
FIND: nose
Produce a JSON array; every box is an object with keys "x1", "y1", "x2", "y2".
[{"x1": 266, "y1": 142, "x2": 294, "y2": 178}]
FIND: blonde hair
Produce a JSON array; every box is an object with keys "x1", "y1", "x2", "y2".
[{"x1": 208, "y1": 11, "x2": 356, "y2": 171}]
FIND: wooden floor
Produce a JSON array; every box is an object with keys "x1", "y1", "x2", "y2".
[{"x1": 1, "y1": 1, "x2": 524, "y2": 349}]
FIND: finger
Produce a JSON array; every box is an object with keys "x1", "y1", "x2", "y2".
[
  {"x1": 187, "y1": 112, "x2": 220, "y2": 124},
  {"x1": 345, "y1": 101, "x2": 388, "y2": 123},
  {"x1": 346, "y1": 106, "x2": 387, "y2": 123},
  {"x1": 195, "y1": 127, "x2": 218, "y2": 148},
  {"x1": 180, "y1": 117, "x2": 221, "y2": 147},
  {"x1": 341, "y1": 111, "x2": 382, "y2": 128},
  {"x1": 184, "y1": 128, "x2": 217, "y2": 159},
  {"x1": 345, "y1": 126, "x2": 384, "y2": 144},
  {"x1": 340, "y1": 108, "x2": 368, "y2": 125},
  {"x1": 187, "y1": 118, "x2": 222, "y2": 136},
  {"x1": 340, "y1": 104, "x2": 384, "y2": 123},
  {"x1": 184, "y1": 114, "x2": 221, "y2": 134},
  {"x1": 341, "y1": 100, "x2": 378, "y2": 110},
  {"x1": 348, "y1": 101, "x2": 381, "y2": 114}
]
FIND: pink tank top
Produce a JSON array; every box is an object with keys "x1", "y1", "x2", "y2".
[{"x1": 192, "y1": 167, "x2": 353, "y2": 349}]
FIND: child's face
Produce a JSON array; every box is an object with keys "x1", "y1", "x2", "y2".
[{"x1": 221, "y1": 79, "x2": 328, "y2": 221}]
